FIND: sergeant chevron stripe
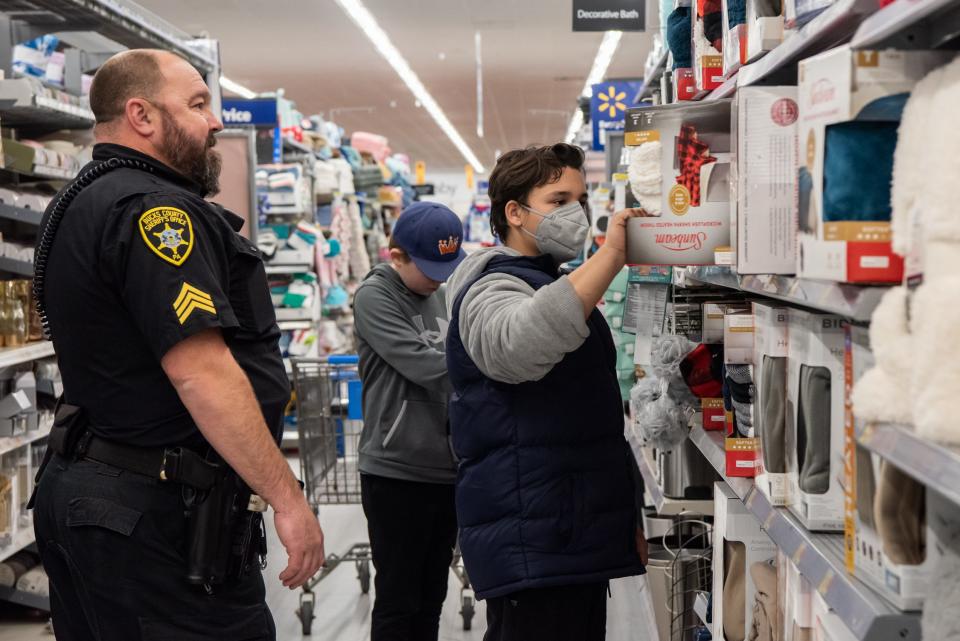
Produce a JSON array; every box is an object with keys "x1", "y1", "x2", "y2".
[{"x1": 174, "y1": 283, "x2": 217, "y2": 325}]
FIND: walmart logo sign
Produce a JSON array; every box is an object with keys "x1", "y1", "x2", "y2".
[
  {"x1": 590, "y1": 80, "x2": 642, "y2": 151},
  {"x1": 598, "y1": 86, "x2": 628, "y2": 118}
]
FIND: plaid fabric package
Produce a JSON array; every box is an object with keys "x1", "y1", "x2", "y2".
[{"x1": 623, "y1": 101, "x2": 732, "y2": 266}]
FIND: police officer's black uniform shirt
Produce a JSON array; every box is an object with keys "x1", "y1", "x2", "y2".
[{"x1": 42, "y1": 143, "x2": 290, "y2": 448}]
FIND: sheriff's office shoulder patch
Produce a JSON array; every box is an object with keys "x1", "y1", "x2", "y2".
[
  {"x1": 139, "y1": 206, "x2": 194, "y2": 266},
  {"x1": 174, "y1": 282, "x2": 216, "y2": 325}
]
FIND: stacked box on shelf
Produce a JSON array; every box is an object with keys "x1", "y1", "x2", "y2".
[
  {"x1": 744, "y1": 0, "x2": 784, "y2": 63},
  {"x1": 731, "y1": 86, "x2": 799, "y2": 275},
  {"x1": 796, "y1": 46, "x2": 953, "y2": 283},
  {"x1": 753, "y1": 302, "x2": 791, "y2": 506},
  {"x1": 845, "y1": 325, "x2": 960, "y2": 612},
  {"x1": 786, "y1": 308, "x2": 845, "y2": 531},
  {"x1": 712, "y1": 482, "x2": 777, "y2": 641}
]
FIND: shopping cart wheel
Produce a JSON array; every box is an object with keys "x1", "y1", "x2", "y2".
[
  {"x1": 357, "y1": 559, "x2": 371, "y2": 594},
  {"x1": 298, "y1": 592, "x2": 315, "y2": 636},
  {"x1": 460, "y1": 589, "x2": 475, "y2": 631}
]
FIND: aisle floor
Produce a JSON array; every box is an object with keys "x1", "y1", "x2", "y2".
[{"x1": 0, "y1": 459, "x2": 657, "y2": 641}]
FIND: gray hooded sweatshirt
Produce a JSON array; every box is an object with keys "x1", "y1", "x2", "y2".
[
  {"x1": 354, "y1": 263, "x2": 456, "y2": 484},
  {"x1": 445, "y1": 247, "x2": 591, "y2": 384}
]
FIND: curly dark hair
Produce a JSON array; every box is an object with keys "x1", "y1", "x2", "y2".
[{"x1": 487, "y1": 143, "x2": 585, "y2": 241}]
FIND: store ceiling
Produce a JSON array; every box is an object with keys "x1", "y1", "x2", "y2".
[{"x1": 136, "y1": 0, "x2": 655, "y2": 174}]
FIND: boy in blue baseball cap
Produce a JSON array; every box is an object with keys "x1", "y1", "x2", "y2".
[{"x1": 353, "y1": 201, "x2": 466, "y2": 641}]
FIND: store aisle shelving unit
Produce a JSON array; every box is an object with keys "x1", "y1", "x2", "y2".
[
  {"x1": 626, "y1": 424, "x2": 714, "y2": 516},
  {"x1": 679, "y1": 266, "x2": 888, "y2": 323},
  {"x1": 857, "y1": 423, "x2": 960, "y2": 508},
  {"x1": 688, "y1": 426, "x2": 920, "y2": 641}
]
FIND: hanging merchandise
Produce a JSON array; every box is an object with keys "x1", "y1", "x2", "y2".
[{"x1": 630, "y1": 376, "x2": 688, "y2": 450}]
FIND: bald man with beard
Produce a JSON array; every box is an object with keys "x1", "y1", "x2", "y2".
[{"x1": 30, "y1": 49, "x2": 324, "y2": 640}]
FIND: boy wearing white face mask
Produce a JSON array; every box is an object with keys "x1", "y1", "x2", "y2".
[{"x1": 444, "y1": 143, "x2": 649, "y2": 641}]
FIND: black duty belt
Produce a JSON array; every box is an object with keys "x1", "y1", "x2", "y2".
[{"x1": 71, "y1": 432, "x2": 220, "y2": 491}]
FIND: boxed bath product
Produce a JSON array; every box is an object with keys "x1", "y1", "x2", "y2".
[
  {"x1": 753, "y1": 303, "x2": 791, "y2": 506},
  {"x1": 624, "y1": 101, "x2": 732, "y2": 266},
  {"x1": 713, "y1": 482, "x2": 778, "y2": 641},
  {"x1": 731, "y1": 86, "x2": 799, "y2": 275},
  {"x1": 786, "y1": 308, "x2": 845, "y2": 531},
  {"x1": 796, "y1": 46, "x2": 953, "y2": 283}
]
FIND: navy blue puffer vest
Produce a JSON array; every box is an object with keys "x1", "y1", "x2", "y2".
[{"x1": 447, "y1": 254, "x2": 644, "y2": 600}]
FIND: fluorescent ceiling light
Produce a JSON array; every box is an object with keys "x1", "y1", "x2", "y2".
[
  {"x1": 220, "y1": 76, "x2": 257, "y2": 99},
  {"x1": 334, "y1": 0, "x2": 486, "y2": 174},
  {"x1": 565, "y1": 30, "x2": 623, "y2": 143}
]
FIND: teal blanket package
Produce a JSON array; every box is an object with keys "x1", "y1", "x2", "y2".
[{"x1": 822, "y1": 93, "x2": 910, "y2": 222}]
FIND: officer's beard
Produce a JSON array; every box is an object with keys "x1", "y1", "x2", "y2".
[{"x1": 157, "y1": 108, "x2": 222, "y2": 196}]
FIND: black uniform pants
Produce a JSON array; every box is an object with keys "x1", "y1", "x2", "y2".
[
  {"x1": 484, "y1": 582, "x2": 608, "y2": 641},
  {"x1": 360, "y1": 473, "x2": 457, "y2": 641},
  {"x1": 33, "y1": 454, "x2": 275, "y2": 641}
]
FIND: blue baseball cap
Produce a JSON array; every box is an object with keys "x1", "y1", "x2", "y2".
[{"x1": 392, "y1": 202, "x2": 466, "y2": 282}]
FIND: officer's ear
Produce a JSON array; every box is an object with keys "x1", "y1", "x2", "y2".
[{"x1": 125, "y1": 97, "x2": 158, "y2": 137}]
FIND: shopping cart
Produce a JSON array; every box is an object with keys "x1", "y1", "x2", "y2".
[{"x1": 290, "y1": 356, "x2": 475, "y2": 635}]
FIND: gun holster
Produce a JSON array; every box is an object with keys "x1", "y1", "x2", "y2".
[
  {"x1": 185, "y1": 455, "x2": 267, "y2": 587},
  {"x1": 27, "y1": 402, "x2": 87, "y2": 509}
]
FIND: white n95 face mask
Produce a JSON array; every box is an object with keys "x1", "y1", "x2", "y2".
[{"x1": 521, "y1": 201, "x2": 589, "y2": 265}]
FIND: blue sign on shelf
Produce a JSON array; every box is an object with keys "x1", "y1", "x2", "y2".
[
  {"x1": 590, "y1": 81, "x2": 643, "y2": 151},
  {"x1": 222, "y1": 98, "x2": 278, "y2": 127}
]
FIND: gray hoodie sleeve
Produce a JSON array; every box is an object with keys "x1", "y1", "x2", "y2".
[
  {"x1": 458, "y1": 273, "x2": 590, "y2": 384},
  {"x1": 353, "y1": 284, "x2": 451, "y2": 394}
]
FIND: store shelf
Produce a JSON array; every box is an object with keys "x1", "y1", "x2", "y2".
[
  {"x1": 0, "y1": 205, "x2": 43, "y2": 226},
  {"x1": 851, "y1": 0, "x2": 960, "y2": 50},
  {"x1": 0, "y1": 524, "x2": 39, "y2": 567},
  {"x1": 688, "y1": 425, "x2": 921, "y2": 641},
  {"x1": 20, "y1": 0, "x2": 218, "y2": 73},
  {"x1": 0, "y1": 583, "x2": 49, "y2": 612},
  {"x1": 637, "y1": 48, "x2": 669, "y2": 101},
  {"x1": 0, "y1": 257, "x2": 34, "y2": 277},
  {"x1": 626, "y1": 425, "x2": 714, "y2": 516},
  {"x1": 275, "y1": 308, "x2": 318, "y2": 322},
  {"x1": 737, "y1": 0, "x2": 875, "y2": 88},
  {"x1": 680, "y1": 266, "x2": 888, "y2": 322},
  {"x1": 704, "y1": 73, "x2": 738, "y2": 101},
  {"x1": 265, "y1": 264, "x2": 313, "y2": 275},
  {"x1": 0, "y1": 415, "x2": 52, "y2": 460},
  {"x1": 282, "y1": 137, "x2": 315, "y2": 157},
  {"x1": 857, "y1": 422, "x2": 960, "y2": 508},
  {"x1": 0, "y1": 79, "x2": 94, "y2": 132},
  {"x1": 278, "y1": 320, "x2": 314, "y2": 331},
  {"x1": 0, "y1": 342, "x2": 54, "y2": 369}
]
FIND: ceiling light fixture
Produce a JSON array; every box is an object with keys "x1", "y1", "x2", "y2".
[
  {"x1": 334, "y1": 0, "x2": 486, "y2": 173},
  {"x1": 564, "y1": 30, "x2": 623, "y2": 144},
  {"x1": 220, "y1": 76, "x2": 257, "y2": 99}
]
